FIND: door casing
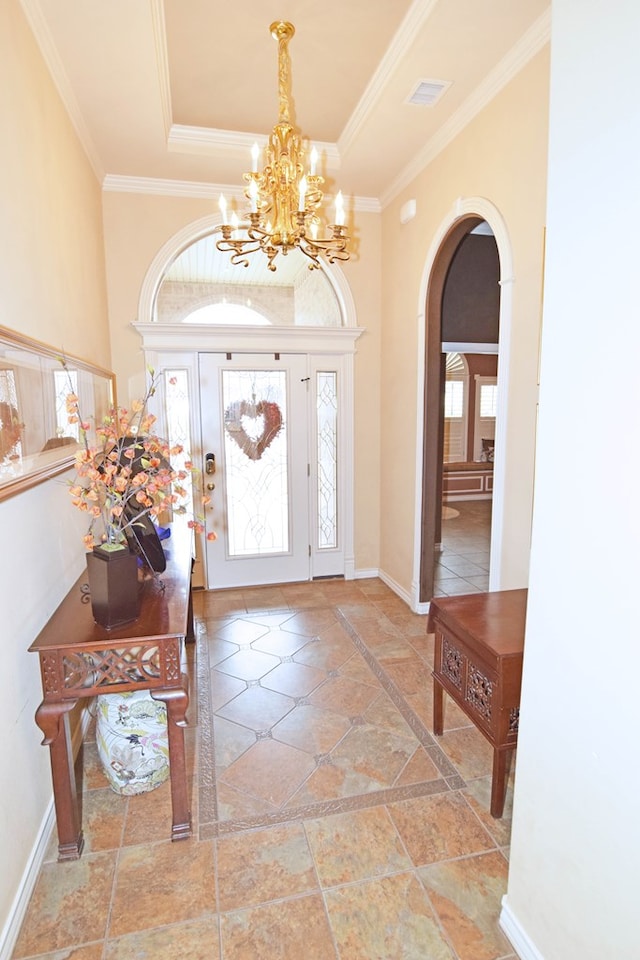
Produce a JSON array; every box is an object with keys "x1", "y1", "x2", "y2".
[{"x1": 134, "y1": 325, "x2": 363, "y2": 588}]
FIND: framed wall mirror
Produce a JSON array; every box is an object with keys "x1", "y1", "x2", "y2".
[{"x1": 0, "y1": 325, "x2": 115, "y2": 502}]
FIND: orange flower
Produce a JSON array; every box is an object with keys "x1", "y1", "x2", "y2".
[{"x1": 62, "y1": 359, "x2": 212, "y2": 554}]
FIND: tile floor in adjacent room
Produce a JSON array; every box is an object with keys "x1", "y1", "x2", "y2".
[
  {"x1": 12, "y1": 499, "x2": 518, "y2": 960},
  {"x1": 435, "y1": 499, "x2": 492, "y2": 597}
]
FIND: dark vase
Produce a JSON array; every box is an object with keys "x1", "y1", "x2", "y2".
[{"x1": 86, "y1": 545, "x2": 140, "y2": 629}]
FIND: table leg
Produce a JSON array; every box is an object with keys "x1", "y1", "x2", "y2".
[
  {"x1": 433, "y1": 676, "x2": 445, "y2": 736},
  {"x1": 186, "y1": 567, "x2": 195, "y2": 643},
  {"x1": 151, "y1": 679, "x2": 192, "y2": 841},
  {"x1": 35, "y1": 699, "x2": 84, "y2": 861},
  {"x1": 490, "y1": 748, "x2": 512, "y2": 818}
]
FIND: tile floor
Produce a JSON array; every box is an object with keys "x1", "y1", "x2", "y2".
[
  {"x1": 12, "y1": 501, "x2": 517, "y2": 960},
  {"x1": 435, "y1": 499, "x2": 492, "y2": 596}
]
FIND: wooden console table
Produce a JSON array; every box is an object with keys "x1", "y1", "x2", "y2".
[
  {"x1": 29, "y1": 522, "x2": 195, "y2": 861},
  {"x1": 428, "y1": 589, "x2": 527, "y2": 817}
]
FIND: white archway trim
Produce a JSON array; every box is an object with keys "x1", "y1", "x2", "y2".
[
  {"x1": 134, "y1": 215, "x2": 362, "y2": 590},
  {"x1": 136, "y1": 214, "x2": 358, "y2": 329},
  {"x1": 411, "y1": 195, "x2": 514, "y2": 613}
]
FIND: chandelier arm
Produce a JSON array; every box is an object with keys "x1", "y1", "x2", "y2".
[
  {"x1": 301, "y1": 236, "x2": 350, "y2": 265},
  {"x1": 294, "y1": 237, "x2": 322, "y2": 270},
  {"x1": 215, "y1": 234, "x2": 263, "y2": 269},
  {"x1": 246, "y1": 222, "x2": 270, "y2": 242}
]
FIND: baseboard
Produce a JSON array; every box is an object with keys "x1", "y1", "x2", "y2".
[
  {"x1": 499, "y1": 896, "x2": 545, "y2": 960},
  {"x1": 0, "y1": 704, "x2": 94, "y2": 960},
  {"x1": 0, "y1": 800, "x2": 56, "y2": 960},
  {"x1": 354, "y1": 567, "x2": 432, "y2": 615},
  {"x1": 377, "y1": 569, "x2": 413, "y2": 608},
  {"x1": 354, "y1": 567, "x2": 379, "y2": 580}
]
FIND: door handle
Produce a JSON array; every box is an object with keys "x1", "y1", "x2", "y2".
[{"x1": 205, "y1": 453, "x2": 216, "y2": 475}]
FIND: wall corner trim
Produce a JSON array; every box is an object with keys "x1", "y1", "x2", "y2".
[{"x1": 499, "y1": 896, "x2": 546, "y2": 960}]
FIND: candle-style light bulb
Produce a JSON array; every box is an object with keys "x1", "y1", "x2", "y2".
[
  {"x1": 251, "y1": 142, "x2": 260, "y2": 173},
  {"x1": 230, "y1": 211, "x2": 239, "y2": 238},
  {"x1": 298, "y1": 175, "x2": 307, "y2": 212},
  {"x1": 218, "y1": 193, "x2": 228, "y2": 224},
  {"x1": 310, "y1": 146, "x2": 318, "y2": 176},
  {"x1": 334, "y1": 191, "x2": 345, "y2": 226}
]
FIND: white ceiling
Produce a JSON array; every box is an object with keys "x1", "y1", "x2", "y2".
[{"x1": 22, "y1": 0, "x2": 550, "y2": 210}]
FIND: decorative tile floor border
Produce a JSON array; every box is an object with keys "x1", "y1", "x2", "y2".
[
  {"x1": 196, "y1": 604, "x2": 463, "y2": 839},
  {"x1": 335, "y1": 607, "x2": 462, "y2": 784}
]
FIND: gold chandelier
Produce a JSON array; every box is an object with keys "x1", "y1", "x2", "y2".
[{"x1": 215, "y1": 21, "x2": 350, "y2": 272}]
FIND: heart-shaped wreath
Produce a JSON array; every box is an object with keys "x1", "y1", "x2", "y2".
[{"x1": 224, "y1": 399, "x2": 283, "y2": 461}]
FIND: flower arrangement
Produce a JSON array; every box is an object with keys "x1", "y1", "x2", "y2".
[{"x1": 63, "y1": 362, "x2": 215, "y2": 555}]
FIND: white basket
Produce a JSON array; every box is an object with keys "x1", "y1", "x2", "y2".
[{"x1": 96, "y1": 689, "x2": 170, "y2": 795}]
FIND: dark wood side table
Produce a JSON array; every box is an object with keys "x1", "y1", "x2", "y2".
[
  {"x1": 428, "y1": 589, "x2": 527, "y2": 818},
  {"x1": 29, "y1": 521, "x2": 195, "y2": 861}
]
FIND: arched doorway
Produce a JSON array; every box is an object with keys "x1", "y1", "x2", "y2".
[{"x1": 414, "y1": 198, "x2": 514, "y2": 607}]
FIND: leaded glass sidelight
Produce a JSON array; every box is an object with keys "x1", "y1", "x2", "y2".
[
  {"x1": 316, "y1": 371, "x2": 338, "y2": 549},
  {"x1": 163, "y1": 369, "x2": 195, "y2": 514}
]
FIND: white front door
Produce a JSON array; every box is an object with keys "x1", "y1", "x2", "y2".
[{"x1": 198, "y1": 353, "x2": 311, "y2": 589}]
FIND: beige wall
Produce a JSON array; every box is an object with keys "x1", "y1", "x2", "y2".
[
  {"x1": 1, "y1": 7, "x2": 109, "y2": 362},
  {"x1": 102, "y1": 194, "x2": 382, "y2": 571},
  {"x1": 505, "y1": 0, "x2": 640, "y2": 954},
  {"x1": 0, "y1": 1, "x2": 109, "y2": 943},
  {"x1": 102, "y1": 47, "x2": 549, "y2": 598},
  {"x1": 0, "y1": 7, "x2": 551, "y2": 947},
  {"x1": 379, "y1": 47, "x2": 549, "y2": 595}
]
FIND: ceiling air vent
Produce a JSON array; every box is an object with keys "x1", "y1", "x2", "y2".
[{"x1": 406, "y1": 79, "x2": 450, "y2": 107}]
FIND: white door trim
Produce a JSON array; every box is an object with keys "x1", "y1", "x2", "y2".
[
  {"x1": 132, "y1": 322, "x2": 363, "y2": 355},
  {"x1": 133, "y1": 216, "x2": 362, "y2": 587},
  {"x1": 135, "y1": 330, "x2": 362, "y2": 586},
  {"x1": 412, "y1": 195, "x2": 514, "y2": 612}
]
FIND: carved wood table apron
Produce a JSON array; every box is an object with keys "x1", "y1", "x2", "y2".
[
  {"x1": 428, "y1": 589, "x2": 527, "y2": 818},
  {"x1": 29, "y1": 521, "x2": 195, "y2": 861}
]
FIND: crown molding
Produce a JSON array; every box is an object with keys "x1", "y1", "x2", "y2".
[
  {"x1": 18, "y1": 0, "x2": 104, "y2": 181},
  {"x1": 102, "y1": 174, "x2": 381, "y2": 213},
  {"x1": 150, "y1": 0, "x2": 172, "y2": 140},
  {"x1": 380, "y1": 6, "x2": 552, "y2": 208},
  {"x1": 102, "y1": 175, "x2": 239, "y2": 201},
  {"x1": 352, "y1": 196, "x2": 381, "y2": 215},
  {"x1": 167, "y1": 124, "x2": 342, "y2": 170},
  {"x1": 168, "y1": 125, "x2": 264, "y2": 158},
  {"x1": 339, "y1": 0, "x2": 440, "y2": 154}
]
